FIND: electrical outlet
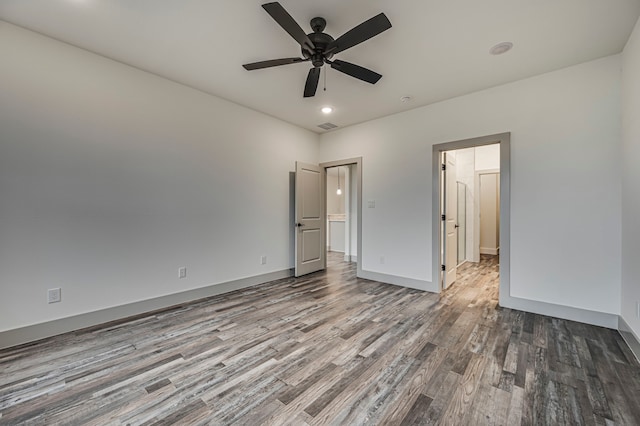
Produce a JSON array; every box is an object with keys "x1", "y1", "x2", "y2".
[
  {"x1": 380, "y1": 256, "x2": 385, "y2": 264},
  {"x1": 261, "y1": 256, "x2": 267, "y2": 265},
  {"x1": 178, "y1": 267, "x2": 187, "y2": 279},
  {"x1": 368, "y1": 200, "x2": 376, "y2": 208},
  {"x1": 47, "y1": 288, "x2": 61, "y2": 304}
]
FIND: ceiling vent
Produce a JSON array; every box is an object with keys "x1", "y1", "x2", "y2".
[{"x1": 318, "y1": 122, "x2": 338, "y2": 130}]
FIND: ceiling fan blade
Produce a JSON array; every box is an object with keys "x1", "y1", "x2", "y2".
[
  {"x1": 243, "y1": 57, "x2": 306, "y2": 70},
  {"x1": 325, "y1": 13, "x2": 391, "y2": 55},
  {"x1": 262, "y1": 2, "x2": 315, "y2": 54},
  {"x1": 304, "y1": 67, "x2": 321, "y2": 98},
  {"x1": 330, "y1": 60, "x2": 382, "y2": 84}
]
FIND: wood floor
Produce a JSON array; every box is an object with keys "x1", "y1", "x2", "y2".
[{"x1": 1, "y1": 254, "x2": 639, "y2": 425}]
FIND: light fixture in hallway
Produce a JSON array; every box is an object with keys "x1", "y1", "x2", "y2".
[{"x1": 336, "y1": 167, "x2": 342, "y2": 195}]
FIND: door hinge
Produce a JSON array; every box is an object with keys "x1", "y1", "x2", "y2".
[
  {"x1": 441, "y1": 164, "x2": 446, "y2": 171},
  {"x1": 441, "y1": 264, "x2": 446, "y2": 271},
  {"x1": 441, "y1": 214, "x2": 446, "y2": 221}
]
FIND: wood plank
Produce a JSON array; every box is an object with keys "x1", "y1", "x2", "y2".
[
  {"x1": 398, "y1": 394, "x2": 434, "y2": 426},
  {"x1": 439, "y1": 353, "x2": 487, "y2": 424},
  {"x1": 375, "y1": 345, "x2": 448, "y2": 424}
]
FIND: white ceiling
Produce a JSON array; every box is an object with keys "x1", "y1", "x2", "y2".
[{"x1": 1, "y1": 1, "x2": 639, "y2": 133}]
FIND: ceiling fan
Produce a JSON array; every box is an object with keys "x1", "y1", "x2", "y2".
[{"x1": 243, "y1": 2, "x2": 392, "y2": 98}]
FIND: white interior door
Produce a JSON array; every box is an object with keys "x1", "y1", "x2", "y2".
[
  {"x1": 295, "y1": 162, "x2": 325, "y2": 277},
  {"x1": 444, "y1": 152, "x2": 458, "y2": 288}
]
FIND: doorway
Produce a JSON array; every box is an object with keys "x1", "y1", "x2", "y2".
[
  {"x1": 441, "y1": 146, "x2": 500, "y2": 288},
  {"x1": 325, "y1": 165, "x2": 350, "y2": 268},
  {"x1": 323, "y1": 163, "x2": 359, "y2": 271},
  {"x1": 294, "y1": 158, "x2": 362, "y2": 277},
  {"x1": 432, "y1": 133, "x2": 510, "y2": 300},
  {"x1": 320, "y1": 158, "x2": 362, "y2": 275}
]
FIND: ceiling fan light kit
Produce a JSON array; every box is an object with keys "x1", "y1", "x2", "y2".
[{"x1": 242, "y1": 2, "x2": 392, "y2": 98}]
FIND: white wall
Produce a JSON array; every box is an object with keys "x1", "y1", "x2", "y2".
[
  {"x1": 621, "y1": 17, "x2": 640, "y2": 337},
  {"x1": 0, "y1": 22, "x2": 319, "y2": 333},
  {"x1": 326, "y1": 172, "x2": 345, "y2": 215},
  {"x1": 455, "y1": 148, "x2": 475, "y2": 262},
  {"x1": 319, "y1": 55, "x2": 621, "y2": 316},
  {"x1": 475, "y1": 144, "x2": 500, "y2": 171}
]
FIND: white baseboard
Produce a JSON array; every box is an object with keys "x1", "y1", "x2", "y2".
[
  {"x1": 344, "y1": 255, "x2": 358, "y2": 263},
  {"x1": 0, "y1": 268, "x2": 294, "y2": 350},
  {"x1": 480, "y1": 247, "x2": 499, "y2": 255},
  {"x1": 362, "y1": 268, "x2": 620, "y2": 332},
  {"x1": 619, "y1": 316, "x2": 640, "y2": 363},
  {"x1": 499, "y1": 292, "x2": 618, "y2": 329},
  {"x1": 359, "y1": 269, "x2": 618, "y2": 330},
  {"x1": 358, "y1": 270, "x2": 438, "y2": 292},
  {"x1": 3, "y1": 266, "x2": 627, "y2": 355}
]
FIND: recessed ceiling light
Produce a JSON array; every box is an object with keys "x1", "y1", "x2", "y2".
[
  {"x1": 489, "y1": 42, "x2": 513, "y2": 55},
  {"x1": 400, "y1": 96, "x2": 412, "y2": 103},
  {"x1": 321, "y1": 106, "x2": 333, "y2": 114}
]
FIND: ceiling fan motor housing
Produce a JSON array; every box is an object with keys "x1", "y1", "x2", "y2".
[{"x1": 303, "y1": 17, "x2": 334, "y2": 67}]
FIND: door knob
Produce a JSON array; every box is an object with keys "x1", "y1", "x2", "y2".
[
  {"x1": 296, "y1": 223, "x2": 305, "y2": 227},
  {"x1": 454, "y1": 224, "x2": 460, "y2": 228}
]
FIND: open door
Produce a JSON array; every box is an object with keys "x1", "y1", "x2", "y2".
[
  {"x1": 443, "y1": 152, "x2": 458, "y2": 288},
  {"x1": 295, "y1": 162, "x2": 325, "y2": 277}
]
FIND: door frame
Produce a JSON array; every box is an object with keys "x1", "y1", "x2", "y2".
[
  {"x1": 431, "y1": 133, "x2": 510, "y2": 302},
  {"x1": 320, "y1": 157, "x2": 363, "y2": 278}
]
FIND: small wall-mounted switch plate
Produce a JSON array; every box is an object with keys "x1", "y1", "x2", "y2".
[
  {"x1": 178, "y1": 267, "x2": 187, "y2": 279},
  {"x1": 380, "y1": 256, "x2": 385, "y2": 264},
  {"x1": 636, "y1": 301, "x2": 640, "y2": 319},
  {"x1": 261, "y1": 256, "x2": 267, "y2": 265},
  {"x1": 47, "y1": 288, "x2": 61, "y2": 304},
  {"x1": 368, "y1": 200, "x2": 376, "y2": 208}
]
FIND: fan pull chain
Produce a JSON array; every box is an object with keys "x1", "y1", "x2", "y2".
[{"x1": 324, "y1": 67, "x2": 327, "y2": 91}]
